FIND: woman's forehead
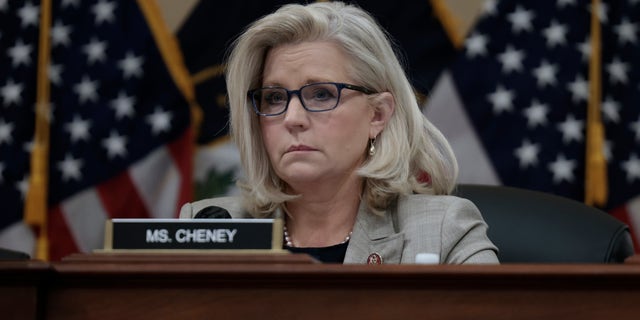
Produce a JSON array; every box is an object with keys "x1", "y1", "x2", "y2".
[{"x1": 261, "y1": 41, "x2": 352, "y2": 86}]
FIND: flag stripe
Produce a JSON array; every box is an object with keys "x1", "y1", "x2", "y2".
[
  {"x1": 0, "y1": 222, "x2": 36, "y2": 256},
  {"x1": 425, "y1": 72, "x2": 501, "y2": 185},
  {"x1": 167, "y1": 129, "x2": 194, "y2": 215},
  {"x1": 60, "y1": 188, "x2": 109, "y2": 254},
  {"x1": 130, "y1": 145, "x2": 181, "y2": 219},
  {"x1": 97, "y1": 170, "x2": 150, "y2": 220},
  {"x1": 49, "y1": 205, "x2": 80, "y2": 261},
  {"x1": 627, "y1": 197, "x2": 640, "y2": 249}
]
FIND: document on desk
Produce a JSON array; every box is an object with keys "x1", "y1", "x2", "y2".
[{"x1": 101, "y1": 218, "x2": 285, "y2": 253}]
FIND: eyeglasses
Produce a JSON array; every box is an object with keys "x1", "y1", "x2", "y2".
[{"x1": 247, "y1": 82, "x2": 376, "y2": 116}]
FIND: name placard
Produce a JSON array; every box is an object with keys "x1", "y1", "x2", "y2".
[{"x1": 102, "y1": 218, "x2": 284, "y2": 252}]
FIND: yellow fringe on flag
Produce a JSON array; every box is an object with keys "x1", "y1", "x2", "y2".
[
  {"x1": 585, "y1": 0, "x2": 608, "y2": 206},
  {"x1": 192, "y1": 64, "x2": 225, "y2": 86},
  {"x1": 429, "y1": 0, "x2": 464, "y2": 48},
  {"x1": 137, "y1": 0, "x2": 201, "y2": 172},
  {"x1": 137, "y1": 0, "x2": 200, "y2": 131},
  {"x1": 24, "y1": 0, "x2": 52, "y2": 261},
  {"x1": 137, "y1": 0, "x2": 195, "y2": 103}
]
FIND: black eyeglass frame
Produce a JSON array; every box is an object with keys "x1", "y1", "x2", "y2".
[{"x1": 247, "y1": 82, "x2": 377, "y2": 117}]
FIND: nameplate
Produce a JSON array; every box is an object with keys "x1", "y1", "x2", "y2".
[{"x1": 102, "y1": 218, "x2": 284, "y2": 252}]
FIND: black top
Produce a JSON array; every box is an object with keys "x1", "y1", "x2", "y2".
[{"x1": 284, "y1": 241, "x2": 349, "y2": 263}]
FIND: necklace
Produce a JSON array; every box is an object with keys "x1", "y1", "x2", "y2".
[{"x1": 283, "y1": 224, "x2": 352, "y2": 247}]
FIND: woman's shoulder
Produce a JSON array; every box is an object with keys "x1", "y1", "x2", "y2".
[
  {"x1": 397, "y1": 193, "x2": 476, "y2": 215},
  {"x1": 394, "y1": 193, "x2": 482, "y2": 227},
  {"x1": 178, "y1": 196, "x2": 247, "y2": 218}
]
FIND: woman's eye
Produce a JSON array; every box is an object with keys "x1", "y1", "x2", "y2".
[
  {"x1": 311, "y1": 88, "x2": 333, "y2": 100},
  {"x1": 265, "y1": 92, "x2": 286, "y2": 104}
]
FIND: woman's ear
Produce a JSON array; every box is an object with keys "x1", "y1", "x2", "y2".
[{"x1": 370, "y1": 92, "x2": 395, "y2": 138}]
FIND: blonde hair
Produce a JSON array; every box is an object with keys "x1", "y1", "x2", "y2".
[{"x1": 225, "y1": 1, "x2": 458, "y2": 217}]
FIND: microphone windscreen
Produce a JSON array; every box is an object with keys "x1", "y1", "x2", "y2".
[{"x1": 194, "y1": 206, "x2": 232, "y2": 219}]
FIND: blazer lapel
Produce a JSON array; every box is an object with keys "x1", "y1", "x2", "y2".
[{"x1": 343, "y1": 200, "x2": 404, "y2": 264}]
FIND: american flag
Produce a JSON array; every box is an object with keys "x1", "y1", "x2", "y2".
[
  {"x1": 0, "y1": 0, "x2": 193, "y2": 260},
  {"x1": 425, "y1": 0, "x2": 640, "y2": 247}
]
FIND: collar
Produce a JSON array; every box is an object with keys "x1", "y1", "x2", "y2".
[{"x1": 343, "y1": 198, "x2": 404, "y2": 264}]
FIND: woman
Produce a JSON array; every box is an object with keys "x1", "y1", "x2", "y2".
[{"x1": 180, "y1": 2, "x2": 498, "y2": 264}]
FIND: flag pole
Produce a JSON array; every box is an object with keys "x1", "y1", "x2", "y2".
[
  {"x1": 430, "y1": 0, "x2": 464, "y2": 48},
  {"x1": 585, "y1": 0, "x2": 608, "y2": 206},
  {"x1": 25, "y1": 0, "x2": 53, "y2": 261}
]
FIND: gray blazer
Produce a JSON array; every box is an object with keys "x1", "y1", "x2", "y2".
[{"x1": 179, "y1": 194, "x2": 499, "y2": 264}]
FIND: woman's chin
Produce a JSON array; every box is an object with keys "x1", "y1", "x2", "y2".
[{"x1": 279, "y1": 168, "x2": 329, "y2": 187}]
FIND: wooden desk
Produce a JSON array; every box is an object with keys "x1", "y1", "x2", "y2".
[
  {"x1": 39, "y1": 253, "x2": 640, "y2": 319},
  {"x1": 0, "y1": 260, "x2": 49, "y2": 320},
  {"x1": 4, "y1": 254, "x2": 640, "y2": 319}
]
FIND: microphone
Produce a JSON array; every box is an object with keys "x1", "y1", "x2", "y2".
[{"x1": 194, "y1": 206, "x2": 232, "y2": 219}]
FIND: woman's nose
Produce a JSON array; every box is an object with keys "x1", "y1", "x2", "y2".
[{"x1": 282, "y1": 95, "x2": 309, "y2": 127}]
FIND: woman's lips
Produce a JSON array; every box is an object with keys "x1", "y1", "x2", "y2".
[{"x1": 287, "y1": 145, "x2": 316, "y2": 152}]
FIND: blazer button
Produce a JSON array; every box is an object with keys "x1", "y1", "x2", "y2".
[{"x1": 367, "y1": 253, "x2": 383, "y2": 264}]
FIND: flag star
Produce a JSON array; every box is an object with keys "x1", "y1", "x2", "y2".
[
  {"x1": 1, "y1": 79, "x2": 24, "y2": 107},
  {"x1": 602, "y1": 97, "x2": 620, "y2": 123},
  {"x1": 92, "y1": 0, "x2": 117, "y2": 25},
  {"x1": 591, "y1": 2, "x2": 608, "y2": 24},
  {"x1": 48, "y1": 64, "x2": 63, "y2": 85},
  {"x1": 487, "y1": 85, "x2": 515, "y2": 114},
  {"x1": 557, "y1": 0, "x2": 576, "y2": 8},
  {"x1": 543, "y1": 20, "x2": 568, "y2": 47},
  {"x1": 147, "y1": 107, "x2": 172, "y2": 135},
  {"x1": 576, "y1": 38, "x2": 591, "y2": 61},
  {"x1": 548, "y1": 154, "x2": 577, "y2": 183},
  {"x1": 606, "y1": 57, "x2": 630, "y2": 84},
  {"x1": 110, "y1": 91, "x2": 136, "y2": 119},
  {"x1": 0, "y1": 119, "x2": 14, "y2": 144},
  {"x1": 507, "y1": 6, "x2": 535, "y2": 33},
  {"x1": 7, "y1": 39, "x2": 33, "y2": 67},
  {"x1": 23, "y1": 139, "x2": 33, "y2": 153},
  {"x1": 497, "y1": 45, "x2": 525, "y2": 73},
  {"x1": 16, "y1": 175, "x2": 29, "y2": 198},
  {"x1": 62, "y1": 0, "x2": 80, "y2": 7},
  {"x1": 557, "y1": 114, "x2": 584, "y2": 144},
  {"x1": 50, "y1": 21, "x2": 72, "y2": 47},
  {"x1": 614, "y1": 18, "x2": 638, "y2": 44},
  {"x1": 65, "y1": 116, "x2": 91, "y2": 143},
  {"x1": 522, "y1": 100, "x2": 549, "y2": 128},
  {"x1": 514, "y1": 140, "x2": 540, "y2": 168},
  {"x1": 532, "y1": 60, "x2": 558, "y2": 87},
  {"x1": 630, "y1": 116, "x2": 640, "y2": 141},
  {"x1": 57, "y1": 154, "x2": 83, "y2": 182},
  {"x1": 73, "y1": 76, "x2": 99, "y2": 104},
  {"x1": 118, "y1": 52, "x2": 144, "y2": 79},
  {"x1": 17, "y1": 2, "x2": 39, "y2": 28},
  {"x1": 102, "y1": 131, "x2": 127, "y2": 159},
  {"x1": 482, "y1": 0, "x2": 497, "y2": 16},
  {"x1": 621, "y1": 154, "x2": 640, "y2": 183},
  {"x1": 604, "y1": 140, "x2": 612, "y2": 162},
  {"x1": 465, "y1": 33, "x2": 489, "y2": 58},
  {"x1": 82, "y1": 38, "x2": 107, "y2": 64},
  {"x1": 567, "y1": 75, "x2": 589, "y2": 103}
]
